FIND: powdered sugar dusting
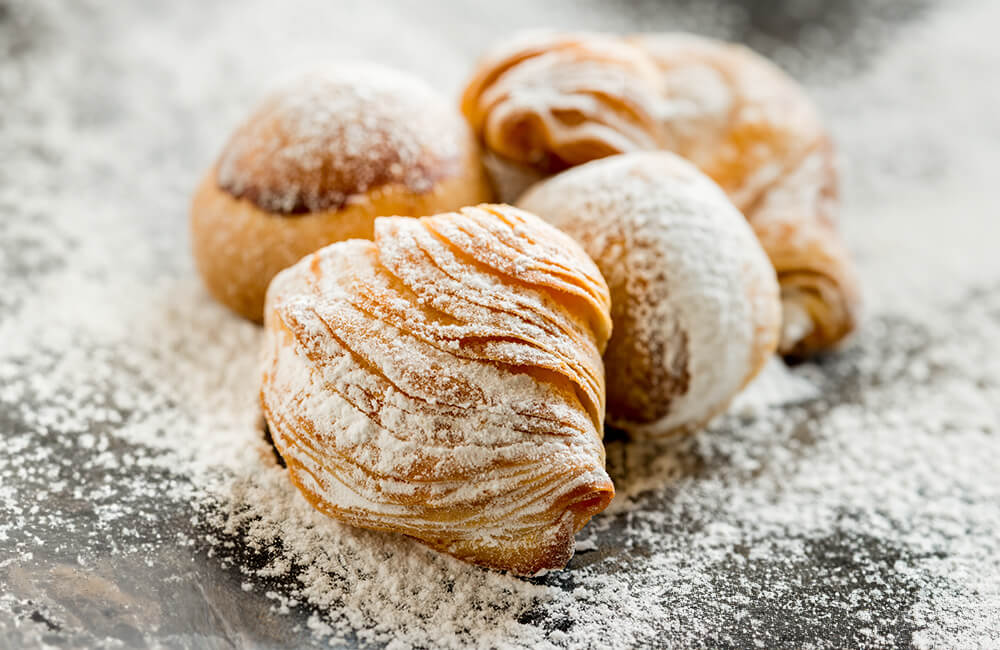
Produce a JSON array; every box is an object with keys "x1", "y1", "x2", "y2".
[
  {"x1": 463, "y1": 31, "x2": 665, "y2": 174},
  {"x1": 216, "y1": 63, "x2": 467, "y2": 214},
  {"x1": 260, "y1": 206, "x2": 613, "y2": 574},
  {"x1": 2, "y1": 0, "x2": 1000, "y2": 648},
  {"x1": 519, "y1": 152, "x2": 780, "y2": 436},
  {"x1": 465, "y1": 29, "x2": 860, "y2": 357}
]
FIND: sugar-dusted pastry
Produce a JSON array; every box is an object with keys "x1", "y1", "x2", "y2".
[
  {"x1": 460, "y1": 31, "x2": 664, "y2": 199},
  {"x1": 260, "y1": 204, "x2": 615, "y2": 575},
  {"x1": 191, "y1": 63, "x2": 493, "y2": 323},
  {"x1": 628, "y1": 33, "x2": 859, "y2": 358},
  {"x1": 461, "y1": 32, "x2": 860, "y2": 357},
  {"x1": 519, "y1": 152, "x2": 780, "y2": 437}
]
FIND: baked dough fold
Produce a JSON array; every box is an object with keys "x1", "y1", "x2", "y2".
[{"x1": 261, "y1": 204, "x2": 614, "y2": 574}]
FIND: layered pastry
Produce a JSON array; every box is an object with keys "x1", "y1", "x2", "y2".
[
  {"x1": 260, "y1": 204, "x2": 615, "y2": 574},
  {"x1": 519, "y1": 152, "x2": 780, "y2": 436},
  {"x1": 191, "y1": 63, "x2": 493, "y2": 322},
  {"x1": 462, "y1": 32, "x2": 860, "y2": 357},
  {"x1": 460, "y1": 31, "x2": 664, "y2": 194}
]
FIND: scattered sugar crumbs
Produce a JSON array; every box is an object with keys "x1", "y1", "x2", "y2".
[{"x1": 1, "y1": 0, "x2": 998, "y2": 648}]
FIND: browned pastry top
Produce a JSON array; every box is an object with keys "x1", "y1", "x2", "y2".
[
  {"x1": 461, "y1": 31, "x2": 665, "y2": 174},
  {"x1": 216, "y1": 64, "x2": 470, "y2": 214}
]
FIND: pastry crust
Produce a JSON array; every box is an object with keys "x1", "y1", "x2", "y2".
[
  {"x1": 461, "y1": 32, "x2": 860, "y2": 357},
  {"x1": 461, "y1": 31, "x2": 664, "y2": 175},
  {"x1": 628, "y1": 34, "x2": 860, "y2": 357},
  {"x1": 191, "y1": 63, "x2": 493, "y2": 323},
  {"x1": 519, "y1": 152, "x2": 780, "y2": 436},
  {"x1": 260, "y1": 204, "x2": 614, "y2": 575}
]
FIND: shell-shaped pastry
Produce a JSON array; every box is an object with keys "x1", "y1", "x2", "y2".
[
  {"x1": 460, "y1": 31, "x2": 860, "y2": 358},
  {"x1": 518, "y1": 152, "x2": 780, "y2": 437},
  {"x1": 260, "y1": 204, "x2": 614, "y2": 575},
  {"x1": 627, "y1": 33, "x2": 824, "y2": 211},
  {"x1": 461, "y1": 31, "x2": 664, "y2": 179},
  {"x1": 741, "y1": 138, "x2": 861, "y2": 357},
  {"x1": 628, "y1": 33, "x2": 860, "y2": 358}
]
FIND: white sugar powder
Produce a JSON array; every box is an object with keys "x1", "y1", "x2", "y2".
[{"x1": 1, "y1": 0, "x2": 999, "y2": 648}]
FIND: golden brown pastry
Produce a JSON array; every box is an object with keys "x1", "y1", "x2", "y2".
[
  {"x1": 192, "y1": 63, "x2": 493, "y2": 323},
  {"x1": 519, "y1": 152, "x2": 780, "y2": 436},
  {"x1": 461, "y1": 32, "x2": 860, "y2": 357},
  {"x1": 461, "y1": 31, "x2": 663, "y2": 177},
  {"x1": 629, "y1": 33, "x2": 860, "y2": 358},
  {"x1": 260, "y1": 204, "x2": 614, "y2": 575}
]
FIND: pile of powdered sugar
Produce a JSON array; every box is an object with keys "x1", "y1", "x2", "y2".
[{"x1": 2, "y1": 0, "x2": 999, "y2": 648}]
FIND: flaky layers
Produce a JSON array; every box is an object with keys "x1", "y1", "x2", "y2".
[
  {"x1": 629, "y1": 34, "x2": 860, "y2": 358},
  {"x1": 461, "y1": 31, "x2": 860, "y2": 357},
  {"x1": 261, "y1": 204, "x2": 614, "y2": 575},
  {"x1": 192, "y1": 63, "x2": 493, "y2": 323},
  {"x1": 519, "y1": 152, "x2": 780, "y2": 436},
  {"x1": 461, "y1": 32, "x2": 663, "y2": 175}
]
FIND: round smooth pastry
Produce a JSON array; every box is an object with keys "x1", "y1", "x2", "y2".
[
  {"x1": 261, "y1": 204, "x2": 614, "y2": 575},
  {"x1": 192, "y1": 63, "x2": 493, "y2": 322},
  {"x1": 518, "y1": 152, "x2": 781, "y2": 437}
]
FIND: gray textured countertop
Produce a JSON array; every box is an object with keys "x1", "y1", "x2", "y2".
[{"x1": 2, "y1": 1, "x2": 999, "y2": 648}]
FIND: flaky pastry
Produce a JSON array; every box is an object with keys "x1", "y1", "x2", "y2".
[{"x1": 261, "y1": 204, "x2": 614, "y2": 574}]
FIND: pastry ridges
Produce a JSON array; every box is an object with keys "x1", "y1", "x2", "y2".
[
  {"x1": 461, "y1": 31, "x2": 664, "y2": 175},
  {"x1": 261, "y1": 204, "x2": 614, "y2": 574}
]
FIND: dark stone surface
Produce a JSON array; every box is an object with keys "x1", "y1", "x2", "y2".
[{"x1": 5, "y1": 1, "x2": 995, "y2": 649}]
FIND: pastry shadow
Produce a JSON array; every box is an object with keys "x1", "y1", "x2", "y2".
[
  {"x1": 260, "y1": 418, "x2": 286, "y2": 468},
  {"x1": 602, "y1": 424, "x2": 707, "y2": 505}
]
